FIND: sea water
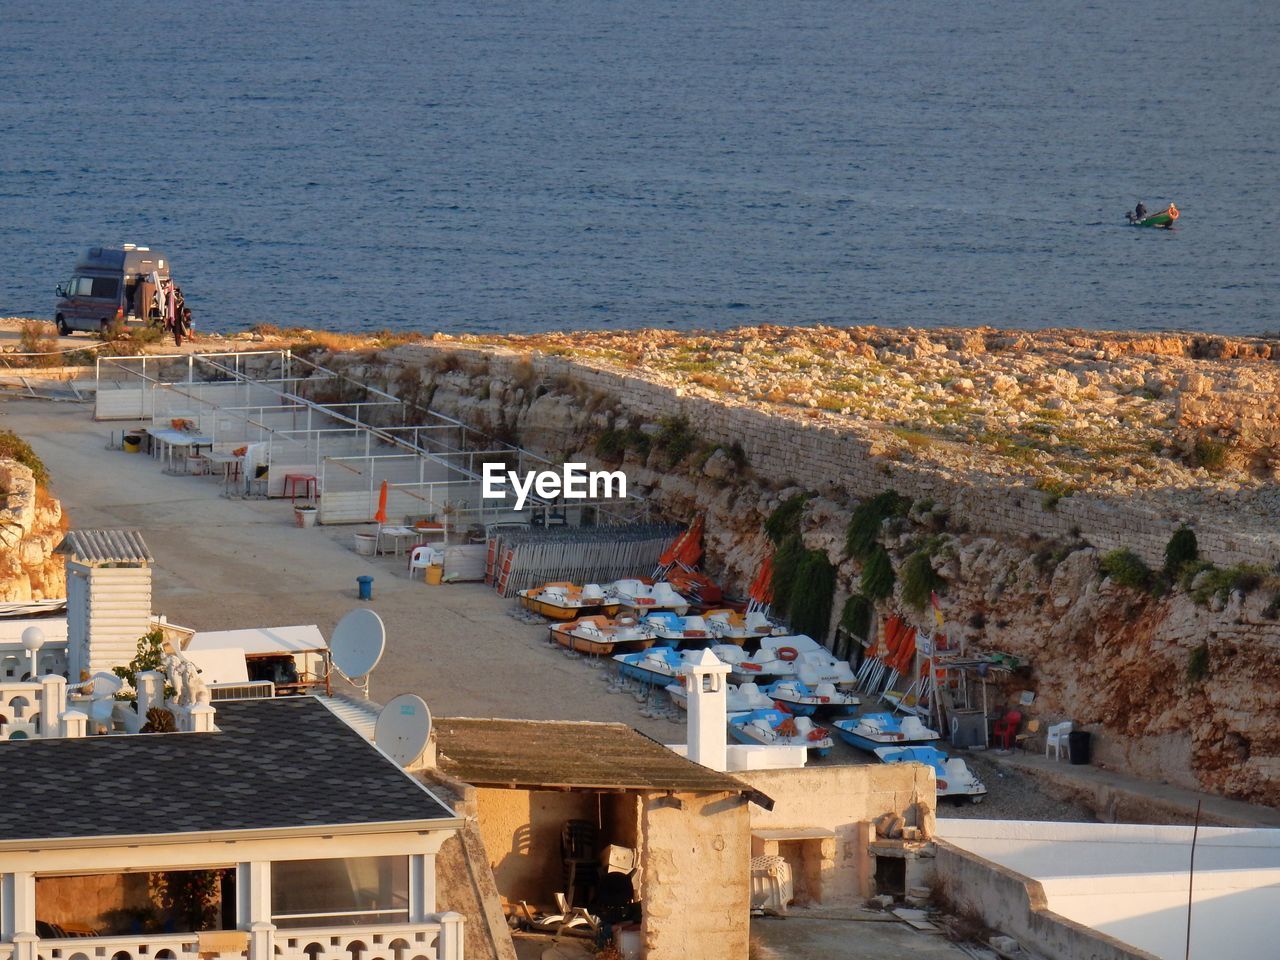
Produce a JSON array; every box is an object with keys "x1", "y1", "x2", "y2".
[{"x1": 0, "y1": 0, "x2": 1276, "y2": 335}]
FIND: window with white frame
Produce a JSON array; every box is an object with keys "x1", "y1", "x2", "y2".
[{"x1": 271, "y1": 856, "x2": 409, "y2": 928}]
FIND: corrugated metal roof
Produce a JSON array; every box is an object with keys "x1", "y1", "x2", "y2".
[
  {"x1": 56, "y1": 529, "x2": 153, "y2": 565},
  {"x1": 436, "y1": 716, "x2": 764, "y2": 799}
]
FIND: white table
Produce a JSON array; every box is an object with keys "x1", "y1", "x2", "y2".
[
  {"x1": 377, "y1": 525, "x2": 419, "y2": 556},
  {"x1": 149, "y1": 427, "x2": 214, "y2": 474},
  {"x1": 202, "y1": 451, "x2": 245, "y2": 494}
]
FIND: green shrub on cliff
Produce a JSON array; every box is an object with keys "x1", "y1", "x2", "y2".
[
  {"x1": 840, "y1": 593, "x2": 873, "y2": 642},
  {"x1": 859, "y1": 544, "x2": 896, "y2": 601},
  {"x1": 1193, "y1": 438, "x2": 1227, "y2": 471},
  {"x1": 787, "y1": 549, "x2": 837, "y2": 642},
  {"x1": 594, "y1": 427, "x2": 650, "y2": 463},
  {"x1": 1188, "y1": 563, "x2": 1269, "y2": 606},
  {"x1": 1163, "y1": 527, "x2": 1198, "y2": 578},
  {"x1": 0, "y1": 430, "x2": 48, "y2": 485},
  {"x1": 900, "y1": 550, "x2": 945, "y2": 610},
  {"x1": 769, "y1": 532, "x2": 805, "y2": 615},
  {"x1": 844, "y1": 490, "x2": 910, "y2": 560},
  {"x1": 1099, "y1": 549, "x2": 1152, "y2": 592},
  {"x1": 1186, "y1": 643, "x2": 1210, "y2": 683},
  {"x1": 765, "y1": 493, "x2": 811, "y2": 545},
  {"x1": 653, "y1": 415, "x2": 698, "y2": 466}
]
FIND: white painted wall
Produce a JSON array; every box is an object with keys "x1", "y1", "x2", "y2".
[
  {"x1": 938, "y1": 819, "x2": 1280, "y2": 960},
  {"x1": 66, "y1": 563, "x2": 153, "y2": 678}
]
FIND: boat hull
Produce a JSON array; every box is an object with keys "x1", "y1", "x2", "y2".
[
  {"x1": 618, "y1": 600, "x2": 690, "y2": 617},
  {"x1": 728, "y1": 723, "x2": 832, "y2": 757},
  {"x1": 615, "y1": 660, "x2": 678, "y2": 687},
  {"x1": 835, "y1": 727, "x2": 940, "y2": 753},
  {"x1": 769, "y1": 695, "x2": 860, "y2": 718},
  {"x1": 651, "y1": 631, "x2": 743, "y2": 649},
  {"x1": 550, "y1": 626, "x2": 654, "y2": 656},
  {"x1": 1130, "y1": 205, "x2": 1179, "y2": 229},
  {"x1": 521, "y1": 595, "x2": 621, "y2": 620}
]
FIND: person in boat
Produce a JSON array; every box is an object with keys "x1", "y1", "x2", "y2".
[{"x1": 1133, "y1": 201, "x2": 1147, "y2": 221}]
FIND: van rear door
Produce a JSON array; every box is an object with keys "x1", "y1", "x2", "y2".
[{"x1": 60, "y1": 275, "x2": 122, "y2": 329}]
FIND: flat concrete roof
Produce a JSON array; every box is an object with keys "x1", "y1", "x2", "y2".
[{"x1": 186, "y1": 624, "x2": 327, "y2": 656}]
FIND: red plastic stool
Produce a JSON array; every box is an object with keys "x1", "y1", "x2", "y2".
[{"x1": 283, "y1": 474, "x2": 318, "y2": 503}]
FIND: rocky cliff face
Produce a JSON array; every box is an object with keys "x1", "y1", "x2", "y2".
[
  {"x1": 323, "y1": 345, "x2": 1278, "y2": 806},
  {"x1": 0, "y1": 460, "x2": 66, "y2": 602}
]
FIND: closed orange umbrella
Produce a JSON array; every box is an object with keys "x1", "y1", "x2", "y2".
[
  {"x1": 374, "y1": 479, "x2": 389, "y2": 525},
  {"x1": 749, "y1": 553, "x2": 774, "y2": 605},
  {"x1": 675, "y1": 515, "x2": 704, "y2": 570}
]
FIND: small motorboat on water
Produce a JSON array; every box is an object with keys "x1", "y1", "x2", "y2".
[
  {"x1": 1126, "y1": 202, "x2": 1179, "y2": 228},
  {"x1": 729, "y1": 708, "x2": 834, "y2": 756},
  {"x1": 763, "y1": 679, "x2": 860, "y2": 717},
  {"x1": 874, "y1": 745, "x2": 987, "y2": 803},
  {"x1": 519, "y1": 582, "x2": 621, "y2": 620},
  {"x1": 713, "y1": 635, "x2": 857, "y2": 689},
  {"x1": 550, "y1": 615, "x2": 656, "y2": 655},
  {"x1": 833, "y1": 712, "x2": 941, "y2": 752},
  {"x1": 611, "y1": 579, "x2": 691, "y2": 616},
  {"x1": 665, "y1": 679, "x2": 775, "y2": 713}
]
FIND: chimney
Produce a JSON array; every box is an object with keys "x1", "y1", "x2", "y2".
[
  {"x1": 683, "y1": 648, "x2": 730, "y2": 772},
  {"x1": 58, "y1": 531, "x2": 153, "y2": 679}
]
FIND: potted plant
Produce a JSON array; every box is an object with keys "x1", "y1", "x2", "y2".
[{"x1": 294, "y1": 503, "x2": 318, "y2": 528}]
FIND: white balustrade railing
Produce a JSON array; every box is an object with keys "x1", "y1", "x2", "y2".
[
  {"x1": 272, "y1": 918, "x2": 462, "y2": 960},
  {"x1": 22, "y1": 916, "x2": 463, "y2": 960},
  {"x1": 38, "y1": 932, "x2": 203, "y2": 960}
]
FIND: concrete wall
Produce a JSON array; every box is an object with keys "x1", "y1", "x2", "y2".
[
  {"x1": 737, "y1": 763, "x2": 935, "y2": 903},
  {"x1": 932, "y1": 840, "x2": 1159, "y2": 960},
  {"x1": 638, "y1": 790, "x2": 751, "y2": 960},
  {"x1": 472, "y1": 787, "x2": 598, "y2": 910},
  {"x1": 391, "y1": 344, "x2": 1280, "y2": 569},
  {"x1": 435, "y1": 823, "x2": 518, "y2": 960},
  {"x1": 937, "y1": 820, "x2": 1280, "y2": 960}
]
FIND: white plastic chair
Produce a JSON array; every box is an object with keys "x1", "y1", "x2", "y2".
[
  {"x1": 408, "y1": 546, "x2": 441, "y2": 581},
  {"x1": 1046, "y1": 721, "x2": 1073, "y2": 760}
]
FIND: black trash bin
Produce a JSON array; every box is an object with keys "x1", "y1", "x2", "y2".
[{"x1": 1068, "y1": 730, "x2": 1092, "y2": 765}]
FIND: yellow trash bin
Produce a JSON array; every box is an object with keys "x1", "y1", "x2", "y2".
[
  {"x1": 122, "y1": 435, "x2": 142, "y2": 454},
  {"x1": 426, "y1": 565, "x2": 444, "y2": 585}
]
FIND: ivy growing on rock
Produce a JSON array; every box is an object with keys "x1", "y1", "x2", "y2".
[
  {"x1": 840, "y1": 593, "x2": 873, "y2": 641},
  {"x1": 900, "y1": 549, "x2": 945, "y2": 610},
  {"x1": 787, "y1": 549, "x2": 837, "y2": 641},
  {"x1": 859, "y1": 544, "x2": 895, "y2": 601},
  {"x1": 844, "y1": 489, "x2": 910, "y2": 560},
  {"x1": 765, "y1": 493, "x2": 812, "y2": 545},
  {"x1": 1163, "y1": 526, "x2": 1198, "y2": 578}
]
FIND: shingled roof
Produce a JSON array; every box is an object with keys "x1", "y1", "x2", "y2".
[
  {"x1": 0, "y1": 697, "x2": 457, "y2": 845},
  {"x1": 436, "y1": 716, "x2": 768, "y2": 803}
]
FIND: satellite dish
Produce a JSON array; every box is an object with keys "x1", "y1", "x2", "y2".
[
  {"x1": 330, "y1": 609, "x2": 386, "y2": 679},
  {"x1": 374, "y1": 693, "x2": 432, "y2": 766}
]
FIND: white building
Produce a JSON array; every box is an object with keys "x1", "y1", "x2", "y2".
[
  {"x1": 937, "y1": 818, "x2": 1280, "y2": 960},
  {"x1": 0, "y1": 697, "x2": 465, "y2": 960}
]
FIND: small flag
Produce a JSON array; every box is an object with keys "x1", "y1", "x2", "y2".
[{"x1": 930, "y1": 590, "x2": 944, "y2": 629}]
